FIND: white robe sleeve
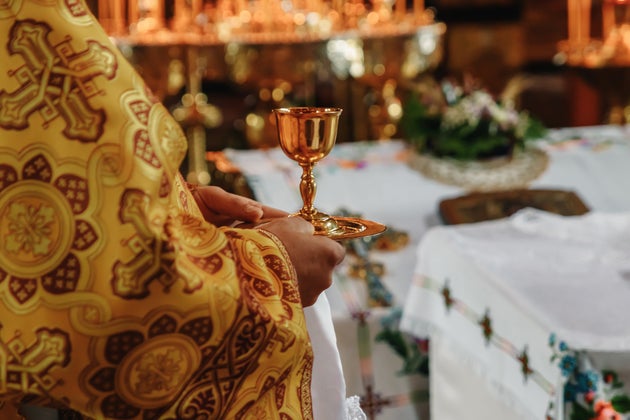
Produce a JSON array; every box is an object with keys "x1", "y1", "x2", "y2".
[{"x1": 305, "y1": 294, "x2": 366, "y2": 420}]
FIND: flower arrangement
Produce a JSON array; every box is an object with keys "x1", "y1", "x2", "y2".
[{"x1": 400, "y1": 76, "x2": 547, "y2": 161}]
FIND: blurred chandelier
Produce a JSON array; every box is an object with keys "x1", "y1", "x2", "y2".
[
  {"x1": 97, "y1": 0, "x2": 437, "y2": 44},
  {"x1": 557, "y1": 0, "x2": 630, "y2": 66},
  {"x1": 93, "y1": 1, "x2": 446, "y2": 183}
]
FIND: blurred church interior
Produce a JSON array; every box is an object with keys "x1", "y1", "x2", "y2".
[
  {"x1": 78, "y1": 3, "x2": 629, "y2": 420},
  {"x1": 86, "y1": 1, "x2": 629, "y2": 185}
]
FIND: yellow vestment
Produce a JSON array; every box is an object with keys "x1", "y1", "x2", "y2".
[{"x1": 0, "y1": 1, "x2": 313, "y2": 418}]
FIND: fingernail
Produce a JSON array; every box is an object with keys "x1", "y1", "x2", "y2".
[{"x1": 244, "y1": 203, "x2": 262, "y2": 216}]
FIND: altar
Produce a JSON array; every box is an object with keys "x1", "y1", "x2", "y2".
[
  {"x1": 224, "y1": 124, "x2": 630, "y2": 419},
  {"x1": 400, "y1": 205, "x2": 630, "y2": 420}
]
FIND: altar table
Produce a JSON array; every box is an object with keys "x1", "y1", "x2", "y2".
[
  {"x1": 398, "y1": 124, "x2": 630, "y2": 420},
  {"x1": 224, "y1": 124, "x2": 630, "y2": 420},
  {"x1": 400, "y1": 207, "x2": 630, "y2": 420}
]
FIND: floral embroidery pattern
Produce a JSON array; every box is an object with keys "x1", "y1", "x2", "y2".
[
  {"x1": 548, "y1": 334, "x2": 630, "y2": 420},
  {"x1": 417, "y1": 275, "x2": 630, "y2": 419},
  {"x1": 479, "y1": 309, "x2": 493, "y2": 344},
  {"x1": 441, "y1": 280, "x2": 454, "y2": 311},
  {"x1": 517, "y1": 346, "x2": 533, "y2": 380},
  {"x1": 6, "y1": 201, "x2": 55, "y2": 255},
  {"x1": 413, "y1": 275, "x2": 556, "y2": 398}
]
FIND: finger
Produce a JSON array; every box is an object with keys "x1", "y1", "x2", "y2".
[
  {"x1": 260, "y1": 205, "x2": 289, "y2": 219},
  {"x1": 196, "y1": 187, "x2": 264, "y2": 222},
  {"x1": 332, "y1": 240, "x2": 346, "y2": 264},
  {"x1": 283, "y1": 215, "x2": 317, "y2": 235},
  {"x1": 313, "y1": 235, "x2": 346, "y2": 265},
  {"x1": 257, "y1": 215, "x2": 316, "y2": 235}
]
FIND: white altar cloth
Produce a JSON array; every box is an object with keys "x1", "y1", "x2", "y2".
[
  {"x1": 399, "y1": 125, "x2": 630, "y2": 419},
  {"x1": 400, "y1": 209, "x2": 630, "y2": 419}
]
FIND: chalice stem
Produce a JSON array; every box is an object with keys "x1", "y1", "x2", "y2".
[{"x1": 299, "y1": 162, "x2": 317, "y2": 217}]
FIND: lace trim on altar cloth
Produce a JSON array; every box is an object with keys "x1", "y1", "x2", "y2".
[{"x1": 345, "y1": 395, "x2": 367, "y2": 420}]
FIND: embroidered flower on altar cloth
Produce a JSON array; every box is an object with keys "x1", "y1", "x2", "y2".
[{"x1": 548, "y1": 333, "x2": 630, "y2": 420}]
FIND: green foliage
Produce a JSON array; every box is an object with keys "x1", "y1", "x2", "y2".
[
  {"x1": 612, "y1": 395, "x2": 630, "y2": 413},
  {"x1": 400, "y1": 87, "x2": 547, "y2": 161},
  {"x1": 569, "y1": 402, "x2": 595, "y2": 420},
  {"x1": 375, "y1": 327, "x2": 429, "y2": 376}
]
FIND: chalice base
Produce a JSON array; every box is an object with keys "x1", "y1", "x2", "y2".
[{"x1": 300, "y1": 211, "x2": 387, "y2": 240}]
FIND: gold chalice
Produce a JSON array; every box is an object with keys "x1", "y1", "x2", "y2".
[{"x1": 273, "y1": 107, "x2": 386, "y2": 239}]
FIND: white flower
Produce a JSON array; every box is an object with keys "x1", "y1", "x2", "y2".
[{"x1": 439, "y1": 87, "x2": 527, "y2": 138}]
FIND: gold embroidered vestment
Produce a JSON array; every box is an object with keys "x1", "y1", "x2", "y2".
[{"x1": 0, "y1": 1, "x2": 313, "y2": 418}]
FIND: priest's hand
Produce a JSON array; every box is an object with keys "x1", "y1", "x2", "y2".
[
  {"x1": 256, "y1": 216, "x2": 346, "y2": 307},
  {"x1": 190, "y1": 185, "x2": 286, "y2": 226},
  {"x1": 189, "y1": 184, "x2": 345, "y2": 306}
]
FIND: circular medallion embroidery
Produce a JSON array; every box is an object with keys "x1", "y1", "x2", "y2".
[
  {"x1": 0, "y1": 152, "x2": 99, "y2": 307},
  {"x1": 0, "y1": 0, "x2": 22, "y2": 19},
  {"x1": 0, "y1": 180, "x2": 74, "y2": 277},
  {"x1": 115, "y1": 334, "x2": 201, "y2": 409}
]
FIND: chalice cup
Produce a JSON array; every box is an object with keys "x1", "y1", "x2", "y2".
[{"x1": 273, "y1": 107, "x2": 386, "y2": 239}]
